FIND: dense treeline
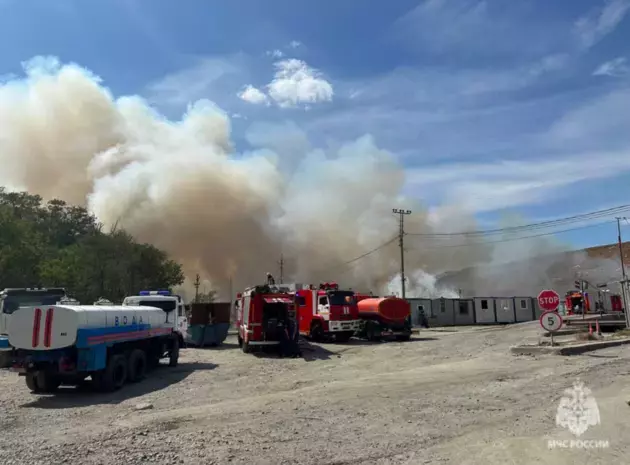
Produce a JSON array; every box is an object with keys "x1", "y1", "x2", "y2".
[{"x1": 0, "y1": 187, "x2": 184, "y2": 303}]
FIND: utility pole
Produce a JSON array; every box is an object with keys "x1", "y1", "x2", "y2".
[
  {"x1": 616, "y1": 217, "x2": 627, "y2": 283},
  {"x1": 580, "y1": 277, "x2": 586, "y2": 321},
  {"x1": 193, "y1": 273, "x2": 201, "y2": 303},
  {"x1": 393, "y1": 208, "x2": 412, "y2": 299},
  {"x1": 278, "y1": 253, "x2": 284, "y2": 284},
  {"x1": 615, "y1": 217, "x2": 630, "y2": 327}
]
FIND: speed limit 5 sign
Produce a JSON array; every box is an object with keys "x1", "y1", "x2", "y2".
[{"x1": 540, "y1": 311, "x2": 563, "y2": 332}]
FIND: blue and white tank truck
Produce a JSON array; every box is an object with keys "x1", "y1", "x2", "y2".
[{"x1": 7, "y1": 297, "x2": 181, "y2": 393}]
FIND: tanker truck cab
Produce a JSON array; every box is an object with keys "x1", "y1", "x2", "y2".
[
  {"x1": 122, "y1": 290, "x2": 187, "y2": 346},
  {"x1": 296, "y1": 282, "x2": 360, "y2": 342},
  {"x1": 8, "y1": 300, "x2": 181, "y2": 394}
]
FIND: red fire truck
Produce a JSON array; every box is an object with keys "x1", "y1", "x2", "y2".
[
  {"x1": 565, "y1": 290, "x2": 624, "y2": 315},
  {"x1": 294, "y1": 282, "x2": 360, "y2": 342},
  {"x1": 565, "y1": 290, "x2": 590, "y2": 315},
  {"x1": 236, "y1": 284, "x2": 299, "y2": 355}
]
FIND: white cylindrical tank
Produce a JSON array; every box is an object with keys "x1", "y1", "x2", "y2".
[{"x1": 8, "y1": 305, "x2": 172, "y2": 351}]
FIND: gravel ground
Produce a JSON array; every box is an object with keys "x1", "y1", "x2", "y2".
[{"x1": 1, "y1": 323, "x2": 629, "y2": 465}]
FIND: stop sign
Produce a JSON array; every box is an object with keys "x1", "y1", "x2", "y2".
[{"x1": 537, "y1": 289, "x2": 560, "y2": 312}]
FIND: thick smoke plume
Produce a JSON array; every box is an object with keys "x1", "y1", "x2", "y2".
[
  {"x1": 0, "y1": 57, "x2": 620, "y2": 301},
  {"x1": 0, "y1": 57, "x2": 487, "y2": 299}
]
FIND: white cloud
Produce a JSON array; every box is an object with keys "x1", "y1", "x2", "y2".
[
  {"x1": 593, "y1": 57, "x2": 629, "y2": 76},
  {"x1": 459, "y1": 54, "x2": 570, "y2": 96},
  {"x1": 394, "y1": 0, "x2": 569, "y2": 58},
  {"x1": 574, "y1": 0, "x2": 630, "y2": 49},
  {"x1": 547, "y1": 88, "x2": 630, "y2": 151},
  {"x1": 405, "y1": 149, "x2": 630, "y2": 213},
  {"x1": 266, "y1": 59, "x2": 333, "y2": 108},
  {"x1": 289, "y1": 40, "x2": 302, "y2": 49},
  {"x1": 266, "y1": 49, "x2": 284, "y2": 59},
  {"x1": 399, "y1": 84, "x2": 630, "y2": 213},
  {"x1": 237, "y1": 85, "x2": 269, "y2": 105}
]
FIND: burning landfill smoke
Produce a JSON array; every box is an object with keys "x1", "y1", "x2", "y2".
[{"x1": 0, "y1": 57, "x2": 620, "y2": 300}]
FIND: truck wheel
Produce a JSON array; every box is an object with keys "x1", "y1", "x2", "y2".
[
  {"x1": 93, "y1": 354, "x2": 127, "y2": 392},
  {"x1": 168, "y1": 336, "x2": 180, "y2": 367},
  {"x1": 310, "y1": 322, "x2": 324, "y2": 342},
  {"x1": 241, "y1": 339, "x2": 251, "y2": 353},
  {"x1": 26, "y1": 372, "x2": 61, "y2": 393},
  {"x1": 25, "y1": 374, "x2": 40, "y2": 393},
  {"x1": 128, "y1": 349, "x2": 147, "y2": 383}
]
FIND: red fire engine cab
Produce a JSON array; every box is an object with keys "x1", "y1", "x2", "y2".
[
  {"x1": 236, "y1": 285, "x2": 298, "y2": 354},
  {"x1": 295, "y1": 282, "x2": 360, "y2": 342}
]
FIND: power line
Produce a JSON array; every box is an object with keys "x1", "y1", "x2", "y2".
[
  {"x1": 406, "y1": 205, "x2": 630, "y2": 238},
  {"x1": 314, "y1": 236, "x2": 398, "y2": 275},
  {"x1": 314, "y1": 208, "x2": 627, "y2": 275},
  {"x1": 408, "y1": 220, "x2": 615, "y2": 250}
]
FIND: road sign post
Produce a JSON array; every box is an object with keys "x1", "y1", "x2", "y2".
[
  {"x1": 538, "y1": 290, "x2": 562, "y2": 346},
  {"x1": 540, "y1": 311, "x2": 563, "y2": 346}
]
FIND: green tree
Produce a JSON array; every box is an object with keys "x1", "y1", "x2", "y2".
[{"x1": 1, "y1": 187, "x2": 184, "y2": 302}]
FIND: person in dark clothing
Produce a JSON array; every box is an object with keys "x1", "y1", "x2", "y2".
[
  {"x1": 266, "y1": 272, "x2": 276, "y2": 286},
  {"x1": 278, "y1": 312, "x2": 301, "y2": 358}
]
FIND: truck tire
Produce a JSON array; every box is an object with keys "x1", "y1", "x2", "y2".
[
  {"x1": 93, "y1": 354, "x2": 127, "y2": 392},
  {"x1": 241, "y1": 339, "x2": 251, "y2": 353},
  {"x1": 168, "y1": 336, "x2": 179, "y2": 367},
  {"x1": 310, "y1": 322, "x2": 324, "y2": 342},
  {"x1": 25, "y1": 374, "x2": 39, "y2": 392},
  {"x1": 128, "y1": 349, "x2": 147, "y2": 383},
  {"x1": 26, "y1": 372, "x2": 61, "y2": 393}
]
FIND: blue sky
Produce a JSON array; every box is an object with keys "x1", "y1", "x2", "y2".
[{"x1": 1, "y1": 0, "x2": 630, "y2": 249}]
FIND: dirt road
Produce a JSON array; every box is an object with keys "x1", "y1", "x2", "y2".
[{"x1": 1, "y1": 323, "x2": 629, "y2": 464}]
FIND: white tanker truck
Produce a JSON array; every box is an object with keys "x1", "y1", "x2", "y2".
[{"x1": 7, "y1": 297, "x2": 182, "y2": 393}]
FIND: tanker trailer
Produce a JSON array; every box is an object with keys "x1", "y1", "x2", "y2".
[
  {"x1": 355, "y1": 297, "x2": 412, "y2": 342},
  {"x1": 7, "y1": 304, "x2": 180, "y2": 393}
]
